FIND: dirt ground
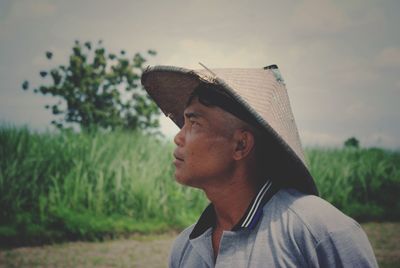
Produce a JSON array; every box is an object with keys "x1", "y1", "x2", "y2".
[
  {"x1": 0, "y1": 233, "x2": 175, "y2": 268},
  {"x1": 0, "y1": 223, "x2": 399, "y2": 268}
]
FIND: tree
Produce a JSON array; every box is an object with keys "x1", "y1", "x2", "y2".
[
  {"x1": 22, "y1": 40, "x2": 160, "y2": 132},
  {"x1": 344, "y1": 137, "x2": 360, "y2": 148}
]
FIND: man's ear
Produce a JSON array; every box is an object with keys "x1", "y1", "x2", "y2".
[{"x1": 233, "y1": 129, "x2": 255, "y2": 160}]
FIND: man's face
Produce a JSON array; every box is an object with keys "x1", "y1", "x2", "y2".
[{"x1": 173, "y1": 98, "x2": 237, "y2": 188}]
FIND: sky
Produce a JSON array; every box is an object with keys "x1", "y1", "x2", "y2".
[{"x1": 0, "y1": 0, "x2": 399, "y2": 148}]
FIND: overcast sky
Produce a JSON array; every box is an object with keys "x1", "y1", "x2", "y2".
[{"x1": 0, "y1": 0, "x2": 399, "y2": 148}]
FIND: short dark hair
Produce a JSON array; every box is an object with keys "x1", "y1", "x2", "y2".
[{"x1": 186, "y1": 82, "x2": 261, "y2": 129}]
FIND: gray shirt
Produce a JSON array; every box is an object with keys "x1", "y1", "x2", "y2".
[{"x1": 169, "y1": 188, "x2": 378, "y2": 267}]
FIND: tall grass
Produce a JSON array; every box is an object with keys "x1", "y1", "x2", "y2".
[
  {"x1": 0, "y1": 126, "x2": 399, "y2": 246},
  {"x1": 306, "y1": 147, "x2": 400, "y2": 221},
  {"x1": 0, "y1": 126, "x2": 207, "y2": 246}
]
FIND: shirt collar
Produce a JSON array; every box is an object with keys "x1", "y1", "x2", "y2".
[{"x1": 189, "y1": 180, "x2": 278, "y2": 239}]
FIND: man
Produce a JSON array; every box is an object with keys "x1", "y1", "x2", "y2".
[{"x1": 141, "y1": 64, "x2": 378, "y2": 267}]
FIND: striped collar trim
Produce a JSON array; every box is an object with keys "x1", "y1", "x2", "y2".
[
  {"x1": 235, "y1": 180, "x2": 273, "y2": 229},
  {"x1": 189, "y1": 180, "x2": 277, "y2": 240}
]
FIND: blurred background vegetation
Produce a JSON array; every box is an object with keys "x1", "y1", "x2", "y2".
[
  {"x1": 0, "y1": 127, "x2": 207, "y2": 247},
  {"x1": 22, "y1": 40, "x2": 159, "y2": 132}
]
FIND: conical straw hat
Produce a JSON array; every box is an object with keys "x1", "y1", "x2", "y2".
[{"x1": 141, "y1": 64, "x2": 318, "y2": 195}]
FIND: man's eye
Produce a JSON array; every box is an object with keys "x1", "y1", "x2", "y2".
[{"x1": 189, "y1": 120, "x2": 200, "y2": 127}]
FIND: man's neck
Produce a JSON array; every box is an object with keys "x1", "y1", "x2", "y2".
[{"x1": 203, "y1": 172, "x2": 260, "y2": 230}]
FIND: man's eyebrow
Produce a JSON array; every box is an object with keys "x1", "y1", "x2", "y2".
[{"x1": 184, "y1": 111, "x2": 202, "y2": 119}]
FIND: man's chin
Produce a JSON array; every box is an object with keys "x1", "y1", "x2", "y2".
[
  {"x1": 174, "y1": 173, "x2": 188, "y2": 185},
  {"x1": 174, "y1": 173, "x2": 199, "y2": 188}
]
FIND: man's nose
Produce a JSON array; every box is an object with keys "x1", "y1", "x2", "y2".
[{"x1": 174, "y1": 127, "x2": 185, "y2": 146}]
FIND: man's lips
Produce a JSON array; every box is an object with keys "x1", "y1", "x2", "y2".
[{"x1": 173, "y1": 152, "x2": 184, "y2": 162}]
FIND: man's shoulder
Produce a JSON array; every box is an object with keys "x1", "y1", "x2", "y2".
[
  {"x1": 174, "y1": 223, "x2": 195, "y2": 245},
  {"x1": 266, "y1": 188, "x2": 361, "y2": 242},
  {"x1": 169, "y1": 223, "x2": 195, "y2": 265},
  {"x1": 261, "y1": 188, "x2": 378, "y2": 267}
]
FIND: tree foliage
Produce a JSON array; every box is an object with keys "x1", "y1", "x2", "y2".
[
  {"x1": 22, "y1": 40, "x2": 160, "y2": 132},
  {"x1": 344, "y1": 137, "x2": 360, "y2": 148}
]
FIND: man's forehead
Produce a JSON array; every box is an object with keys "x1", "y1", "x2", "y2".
[
  {"x1": 184, "y1": 98, "x2": 220, "y2": 118},
  {"x1": 183, "y1": 98, "x2": 241, "y2": 128}
]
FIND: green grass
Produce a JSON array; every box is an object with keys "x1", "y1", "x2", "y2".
[
  {"x1": 306, "y1": 147, "x2": 400, "y2": 221},
  {"x1": 0, "y1": 126, "x2": 206, "y2": 246},
  {"x1": 0, "y1": 126, "x2": 399, "y2": 246}
]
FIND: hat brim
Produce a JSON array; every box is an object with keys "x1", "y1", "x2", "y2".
[{"x1": 141, "y1": 65, "x2": 318, "y2": 196}]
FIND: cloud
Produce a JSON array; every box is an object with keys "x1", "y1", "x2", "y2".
[
  {"x1": 290, "y1": 0, "x2": 352, "y2": 36},
  {"x1": 344, "y1": 101, "x2": 371, "y2": 119},
  {"x1": 10, "y1": 0, "x2": 57, "y2": 19},
  {"x1": 32, "y1": 46, "x2": 68, "y2": 68},
  {"x1": 159, "y1": 115, "x2": 179, "y2": 138},
  {"x1": 363, "y1": 132, "x2": 399, "y2": 149},
  {"x1": 324, "y1": 57, "x2": 380, "y2": 89},
  {"x1": 0, "y1": 0, "x2": 57, "y2": 38},
  {"x1": 0, "y1": 89, "x2": 54, "y2": 131},
  {"x1": 164, "y1": 39, "x2": 270, "y2": 68},
  {"x1": 299, "y1": 129, "x2": 399, "y2": 149},
  {"x1": 376, "y1": 47, "x2": 400, "y2": 68},
  {"x1": 299, "y1": 129, "x2": 343, "y2": 147},
  {"x1": 290, "y1": 0, "x2": 385, "y2": 40}
]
